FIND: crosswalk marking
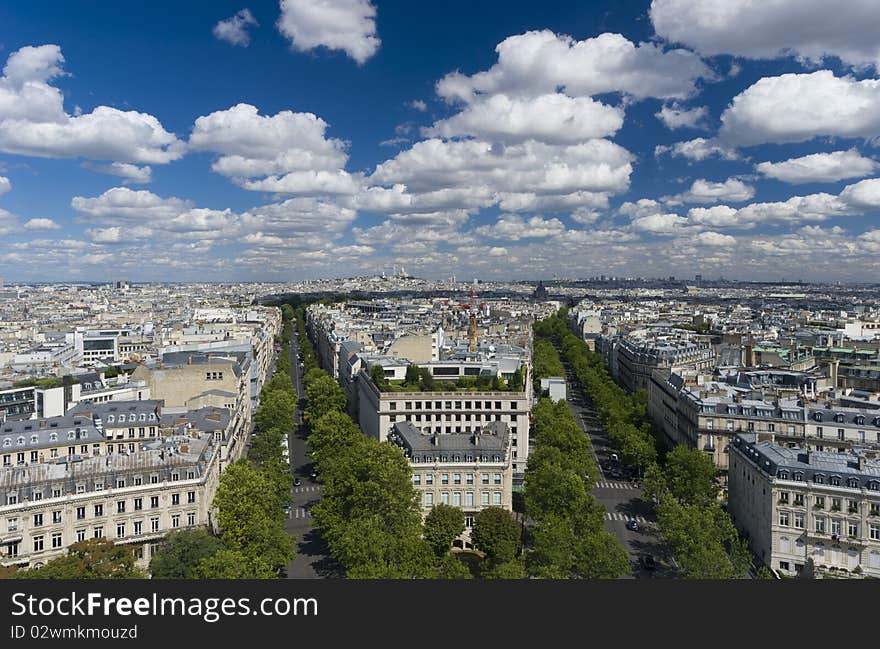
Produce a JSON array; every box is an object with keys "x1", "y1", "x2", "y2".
[
  {"x1": 595, "y1": 481, "x2": 639, "y2": 490},
  {"x1": 604, "y1": 512, "x2": 647, "y2": 523},
  {"x1": 290, "y1": 507, "x2": 311, "y2": 519},
  {"x1": 293, "y1": 486, "x2": 322, "y2": 493}
]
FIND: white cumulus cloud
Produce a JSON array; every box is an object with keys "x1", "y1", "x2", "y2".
[
  {"x1": 277, "y1": 0, "x2": 380, "y2": 64},
  {"x1": 214, "y1": 8, "x2": 259, "y2": 47},
  {"x1": 651, "y1": 0, "x2": 880, "y2": 71},
  {"x1": 756, "y1": 149, "x2": 878, "y2": 184}
]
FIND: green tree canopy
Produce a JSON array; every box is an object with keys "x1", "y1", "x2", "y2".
[
  {"x1": 149, "y1": 527, "x2": 224, "y2": 579},
  {"x1": 423, "y1": 504, "x2": 466, "y2": 557},
  {"x1": 471, "y1": 507, "x2": 520, "y2": 564},
  {"x1": 14, "y1": 539, "x2": 144, "y2": 579}
]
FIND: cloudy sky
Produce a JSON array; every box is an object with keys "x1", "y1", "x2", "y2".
[{"x1": 1, "y1": 0, "x2": 880, "y2": 282}]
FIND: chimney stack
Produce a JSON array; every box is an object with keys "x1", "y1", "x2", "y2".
[{"x1": 858, "y1": 455, "x2": 867, "y2": 471}]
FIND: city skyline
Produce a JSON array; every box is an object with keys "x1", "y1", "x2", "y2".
[{"x1": 1, "y1": 1, "x2": 880, "y2": 283}]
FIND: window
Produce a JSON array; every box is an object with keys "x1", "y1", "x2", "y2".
[
  {"x1": 871, "y1": 503, "x2": 880, "y2": 517},
  {"x1": 413, "y1": 474, "x2": 421, "y2": 486},
  {"x1": 778, "y1": 511, "x2": 789, "y2": 527},
  {"x1": 832, "y1": 498, "x2": 841, "y2": 511},
  {"x1": 150, "y1": 496, "x2": 159, "y2": 508},
  {"x1": 187, "y1": 512, "x2": 196, "y2": 526},
  {"x1": 171, "y1": 494, "x2": 180, "y2": 506},
  {"x1": 424, "y1": 493, "x2": 433, "y2": 506},
  {"x1": 815, "y1": 517, "x2": 825, "y2": 533},
  {"x1": 453, "y1": 474, "x2": 461, "y2": 485},
  {"x1": 134, "y1": 498, "x2": 142, "y2": 511},
  {"x1": 848, "y1": 521, "x2": 859, "y2": 537},
  {"x1": 779, "y1": 491, "x2": 789, "y2": 504},
  {"x1": 466, "y1": 473, "x2": 474, "y2": 485},
  {"x1": 95, "y1": 481, "x2": 104, "y2": 491},
  {"x1": 134, "y1": 521, "x2": 143, "y2": 537},
  {"x1": 33, "y1": 536, "x2": 44, "y2": 552},
  {"x1": 94, "y1": 527, "x2": 103, "y2": 539},
  {"x1": 94, "y1": 504, "x2": 103, "y2": 517},
  {"x1": 815, "y1": 496, "x2": 825, "y2": 509},
  {"x1": 794, "y1": 494, "x2": 804, "y2": 507},
  {"x1": 494, "y1": 473, "x2": 502, "y2": 485},
  {"x1": 117, "y1": 501, "x2": 126, "y2": 514},
  {"x1": 481, "y1": 473, "x2": 489, "y2": 485},
  {"x1": 816, "y1": 427, "x2": 823, "y2": 438},
  {"x1": 849, "y1": 500, "x2": 859, "y2": 513},
  {"x1": 76, "y1": 507, "x2": 85, "y2": 520},
  {"x1": 440, "y1": 492, "x2": 449, "y2": 505},
  {"x1": 425, "y1": 474, "x2": 433, "y2": 486},
  {"x1": 848, "y1": 478, "x2": 859, "y2": 489},
  {"x1": 33, "y1": 513, "x2": 43, "y2": 527},
  {"x1": 6, "y1": 518, "x2": 17, "y2": 532},
  {"x1": 481, "y1": 492, "x2": 490, "y2": 505},
  {"x1": 794, "y1": 513, "x2": 804, "y2": 529},
  {"x1": 814, "y1": 474, "x2": 825, "y2": 484},
  {"x1": 870, "y1": 524, "x2": 880, "y2": 541},
  {"x1": 830, "y1": 476, "x2": 840, "y2": 486},
  {"x1": 171, "y1": 514, "x2": 180, "y2": 529},
  {"x1": 838, "y1": 429, "x2": 845, "y2": 440},
  {"x1": 52, "y1": 511, "x2": 61, "y2": 524},
  {"x1": 150, "y1": 518, "x2": 159, "y2": 533},
  {"x1": 466, "y1": 492, "x2": 474, "y2": 507},
  {"x1": 76, "y1": 529, "x2": 86, "y2": 543},
  {"x1": 779, "y1": 561, "x2": 790, "y2": 571},
  {"x1": 453, "y1": 492, "x2": 461, "y2": 506},
  {"x1": 116, "y1": 523, "x2": 125, "y2": 538},
  {"x1": 493, "y1": 492, "x2": 502, "y2": 505},
  {"x1": 831, "y1": 519, "x2": 841, "y2": 536},
  {"x1": 441, "y1": 474, "x2": 449, "y2": 485}
]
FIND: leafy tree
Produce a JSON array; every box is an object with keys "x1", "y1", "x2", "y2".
[
  {"x1": 404, "y1": 363, "x2": 421, "y2": 387},
  {"x1": 509, "y1": 366, "x2": 524, "y2": 392},
  {"x1": 262, "y1": 371, "x2": 296, "y2": 398},
  {"x1": 573, "y1": 530, "x2": 631, "y2": 579},
  {"x1": 419, "y1": 367, "x2": 436, "y2": 391},
  {"x1": 194, "y1": 549, "x2": 277, "y2": 579},
  {"x1": 471, "y1": 507, "x2": 520, "y2": 564},
  {"x1": 370, "y1": 364, "x2": 386, "y2": 387},
  {"x1": 663, "y1": 445, "x2": 719, "y2": 506},
  {"x1": 526, "y1": 514, "x2": 576, "y2": 578},
  {"x1": 213, "y1": 460, "x2": 296, "y2": 573},
  {"x1": 254, "y1": 390, "x2": 297, "y2": 433},
  {"x1": 304, "y1": 373, "x2": 346, "y2": 422},
  {"x1": 15, "y1": 539, "x2": 144, "y2": 579},
  {"x1": 249, "y1": 425, "x2": 287, "y2": 466},
  {"x1": 309, "y1": 410, "x2": 363, "y2": 466},
  {"x1": 149, "y1": 527, "x2": 224, "y2": 578},
  {"x1": 482, "y1": 557, "x2": 527, "y2": 579},
  {"x1": 435, "y1": 553, "x2": 473, "y2": 579},
  {"x1": 423, "y1": 504, "x2": 465, "y2": 556}
]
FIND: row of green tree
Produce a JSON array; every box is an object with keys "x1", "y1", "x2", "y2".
[
  {"x1": 524, "y1": 328, "x2": 630, "y2": 578},
  {"x1": 539, "y1": 310, "x2": 751, "y2": 579},
  {"x1": 531, "y1": 338, "x2": 565, "y2": 394}
]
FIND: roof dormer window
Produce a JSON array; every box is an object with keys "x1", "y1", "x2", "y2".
[
  {"x1": 49, "y1": 433, "x2": 57, "y2": 442},
  {"x1": 107, "y1": 415, "x2": 114, "y2": 423},
  {"x1": 16, "y1": 436, "x2": 24, "y2": 446}
]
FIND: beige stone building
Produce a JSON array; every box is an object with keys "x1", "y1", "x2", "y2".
[
  {"x1": 729, "y1": 433, "x2": 880, "y2": 578},
  {"x1": 389, "y1": 420, "x2": 513, "y2": 549}
]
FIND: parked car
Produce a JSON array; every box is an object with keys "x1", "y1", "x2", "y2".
[
  {"x1": 625, "y1": 520, "x2": 640, "y2": 532},
  {"x1": 293, "y1": 477, "x2": 302, "y2": 487}
]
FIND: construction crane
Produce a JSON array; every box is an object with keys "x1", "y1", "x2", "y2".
[{"x1": 468, "y1": 289, "x2": 478, "y2": 353}]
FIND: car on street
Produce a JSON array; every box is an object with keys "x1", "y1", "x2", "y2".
[
  {"x1": 310, "y1": 469, "x2": 318, "y2": 480},
  {"x1": 283, "y1": 502, "x2": 292, "y2": 516},
  {"x1": 625, "y1": 520, "x2": 640, "y2": 532},
  {"x1": 641, "y1": 555, "x2": 657, "y2": 571},
  {"x1": 293, "y1": 477, "x2": 302, "y2": 487}
]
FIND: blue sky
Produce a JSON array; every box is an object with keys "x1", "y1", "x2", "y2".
[{"x1": 1, "y1": 0, "x2": 879, "y2": 282}]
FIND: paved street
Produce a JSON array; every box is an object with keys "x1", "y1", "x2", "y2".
[
  {"x1": 283, "y1": 324, "x2": 338, "y2": 579},
  {"x1": 559, "y1": 358, "x2": 675, "y2": 579}
]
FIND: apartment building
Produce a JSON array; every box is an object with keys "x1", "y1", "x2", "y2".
[
  {"x1": 357, "y1": 370, "x2": 531, "y2": 475},
  {"x1": 0, "y1": 410, "x2": 230, "y2": 570},
  {"x1": 389, "y1": 420, "x2": 512, "y2": 548},
  {"x1": 728, "y1": 433, "x2": 880, "y2": 578},
  {"x1": 615, "y1": 336, "x2": 716, "y2": 393}
]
